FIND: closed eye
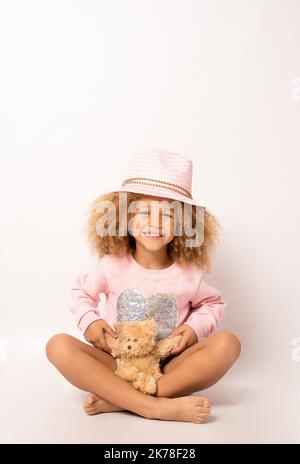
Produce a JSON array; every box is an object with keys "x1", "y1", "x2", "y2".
[{"x1": 139, "y1": 211, "x2": 173, "y2": 218}]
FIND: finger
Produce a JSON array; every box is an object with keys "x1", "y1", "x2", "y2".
[
  {"x1": 173, "y1": 346, "x2": 186, "y2": 355},
  {"x1": 104, "y1": 325, "x2": 118, "y2": 339},
  {"x1": 171, "y1": 338, "x2": 187, "y2": 354},
  {"x1": 102, "y1": 331, "x2": 114, "y2": 350},
  {"x1": 101, "y1": 344, "x2": 111, "y2": 354},
  {"x1": 171, "y1": 345, "x2": 183, "y2": 354},
  {"x1": 95, "y1": 339, "x2": 107, "y2": 351},
  {"x1": 86, "y1": 339, "x2": 96, "y2": 346},
  {"x1": 169, "y1": 329, "x2": 182, "y2": 338},
  {"x1": 98, "y1": 332, "x2": 111, "y2": 353},
  {"x1": 89, "y1": 341, "x2": 98, "y2": 349}
]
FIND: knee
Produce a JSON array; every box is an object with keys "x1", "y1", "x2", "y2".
[
  {"x1": 213, "y1": 331, "x2": 241, "y2": 363},
  {"x1": 45, "y1": 333, "x2": 73, "y2": 363}
]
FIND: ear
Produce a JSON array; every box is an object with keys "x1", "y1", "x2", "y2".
[
  {"x1": 114, "y1": 322, "x2": 125, "y2": 334},
  {"x1": 144, "y1": 318, "x2": 157, "y2": 336}
]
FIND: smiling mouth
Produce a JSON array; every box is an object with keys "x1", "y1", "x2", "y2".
[{"x1": 141, "y1": 231, "x2": 164, "y2": 237}]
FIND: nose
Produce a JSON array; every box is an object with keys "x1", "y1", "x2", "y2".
[
  {"x1": 127, "y1": 345, "x2": 131, "y2": 349},
  {"x1": 148, "y1": 214, "x2": 162, "y2": 228},
  {"x1": 149, "y1": 220, "x2": 162, "y2": 230}
]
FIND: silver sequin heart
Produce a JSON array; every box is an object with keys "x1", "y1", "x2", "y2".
[{"x1": 116, "y1": 288, "x2": 178, "y2": 339}]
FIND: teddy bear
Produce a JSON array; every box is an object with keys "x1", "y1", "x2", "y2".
[{"x1": 104, "y1": 318, "x2": 183, "y2": 395}]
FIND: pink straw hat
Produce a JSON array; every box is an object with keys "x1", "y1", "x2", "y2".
[{"x1": 116, "y1": 148, "x2": 203, "y2": 207}]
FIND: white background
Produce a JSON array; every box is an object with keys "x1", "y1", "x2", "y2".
[{"x1": 0, "y1": 0, "x2": 299, "y2": 443}]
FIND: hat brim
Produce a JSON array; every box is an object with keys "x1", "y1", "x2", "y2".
[{"x1": 116, "y1": 184, "x2": 202, "y2": 207}]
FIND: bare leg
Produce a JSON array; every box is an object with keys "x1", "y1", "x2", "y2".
[
  {"x1": 45, "y1": 333, "x2": 211, "y2": 423},
  {"x1": 155, "y1": 331, "x2": 241, "y2": 397},
  {"x1": 84, "y1": 331, "x2": 240, "y2": 413}
]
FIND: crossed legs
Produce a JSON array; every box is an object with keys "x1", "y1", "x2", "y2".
[{"x1": 45, "y1": 331, "x2": 241, "y2": 423}]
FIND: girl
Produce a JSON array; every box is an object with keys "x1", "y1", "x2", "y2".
[{"x1": 45, "y1": 149, "x2": 241, "y2": 424}]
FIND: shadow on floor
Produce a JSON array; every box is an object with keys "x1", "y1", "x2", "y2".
[{"x1": 193, "y1": 383, "x2": 261, "y2": 407}]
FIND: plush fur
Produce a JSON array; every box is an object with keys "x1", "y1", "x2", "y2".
[{"x1": 104, "y1": 319, "x2": 183, "y2": 395}]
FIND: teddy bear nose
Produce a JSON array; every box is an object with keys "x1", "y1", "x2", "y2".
[{"x1": 127, "y1": 345, "x2": 132, "y2": 349}]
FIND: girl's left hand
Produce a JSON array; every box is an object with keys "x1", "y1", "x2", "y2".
[{"x1": 168, "y1": 324, "x2": 198, "y2": 355}]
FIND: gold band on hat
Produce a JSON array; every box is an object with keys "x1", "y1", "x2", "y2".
[{"x1": 121, "y1": 177, "x2": 193, "y2": 200}]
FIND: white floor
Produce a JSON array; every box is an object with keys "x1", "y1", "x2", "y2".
[{"x1": 0, "y1": 332, "x2": 299, "y2": 444}]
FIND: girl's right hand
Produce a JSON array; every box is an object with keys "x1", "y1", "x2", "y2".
[{"x1": 84, "y1": 319, "x2": 118, "y2": 353}]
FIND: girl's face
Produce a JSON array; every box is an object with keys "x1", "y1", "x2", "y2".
[{"x1": 130, "y1": 196, "x2": 175, "y2": 252}]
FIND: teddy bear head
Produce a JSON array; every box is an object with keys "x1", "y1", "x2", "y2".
[{"x1": 108, "y1": 318, "x2": 158, "y2": 359}]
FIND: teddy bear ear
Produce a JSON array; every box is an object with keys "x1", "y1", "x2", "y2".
[
  {"x1": 114, "y1": 322, "x2": 123, "y2": 332},
  {"x1": 144, "y1": 318, "x2": 157, "y2": 334}
]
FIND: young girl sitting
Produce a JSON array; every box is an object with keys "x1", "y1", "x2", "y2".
[{"x1": 45, "y1": 148, "x2": 241, "y2": 424}]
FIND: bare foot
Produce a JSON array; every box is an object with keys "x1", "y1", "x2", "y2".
[
  {"x1": 83, "y1": 392, "x2": 211, "y2": 424},
  {"x1": 83, "y1": 392, "x2": 125, "y2": 415},
  {"x1": 152, "y1": 396, "x2": 211, "y2": 424}
]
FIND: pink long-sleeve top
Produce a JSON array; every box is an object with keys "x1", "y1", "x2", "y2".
[{"x1": 69, "y1": 252, "x2": 227, "y2": 342}]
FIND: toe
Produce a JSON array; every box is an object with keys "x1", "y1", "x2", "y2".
[
  {"x1": 84, "y1": 405, "x2": 98, "y2": 415},
  {"x1": 83, "y1": 399, "x2": 90, "y2": 409},
  {"x1": 199, "y1": 410, "x2": 210, "y2": 417},
  {"x1": 200, "y1": 397, "x2": 210, "y2": 408},
  {"x1": 88, "y1": 392, "x2": 99, "y2": 405},
  {"x1": 197, "y1": 406, "x2": 210, "y2": 414},
  {"x1": 83, "y1": 393, "x2": 94, "y2": 408},
  {"x1": 194, "y1": 417, "x2": 205, "y2": 424}
]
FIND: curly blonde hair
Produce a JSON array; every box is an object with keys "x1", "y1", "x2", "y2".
[{"x1": 83, "y1": 191, "x2": 222, "y2": 272}]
